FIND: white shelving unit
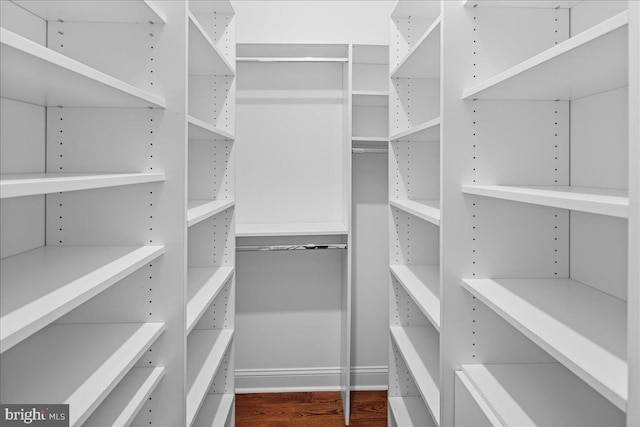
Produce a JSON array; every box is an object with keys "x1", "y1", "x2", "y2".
[
  {"x1": 186, "y1": 1, "x2": 236, "y2": 425},
  {"x1": 388, "y1": 2, "x2": 442, "y2": 426},
  {"x1": 1, "y1": 1, "x2": 186, "y2": 424},
  {"x1": 442, "y1": 1, "x2": 639, "y2": 426}
]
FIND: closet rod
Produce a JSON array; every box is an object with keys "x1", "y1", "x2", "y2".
[
  {"x1": 237, "y1": 243, "x2": 348, "y2": 252},
  {"x1": 237, "y1": 57, "x2": 348, "y2": 63},
  {"x1": 352, "y1": 148, "x2": 388, "y2": 154}
]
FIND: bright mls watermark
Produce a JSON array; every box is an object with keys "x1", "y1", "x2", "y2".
[{"x1": 1, "y1": 405, "x2": 68, "y2": 426}]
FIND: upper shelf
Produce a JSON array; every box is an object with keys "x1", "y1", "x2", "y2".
[
  {"x1": 0, "y1": 172, "x2": 165, "y2": 199},
  {"x1": 187, "y1": 329, "x2": 234, "y2": 426},
  {"x1": 464, "y1": 0, "x2": 584, "y2": 8},
  {"x1": 1, "y1": 245, "x2": 164, "y2": 354},
  {"x1": 0, "y1": 322, "x2": 165, "y2": 427},
  {"x1": 187, "y1": 267, "x2": 235, "y2": 334},
  {"x1": 188, "y1": 116, "x2": 235, "y2": 141},
  {"x1": 392, "y1": 1, "x2": 441, "y2": 19},
  {"x1": 188, "y1": 12, "x2": 235, "y2": 76},
  {"x1": 187, "y1": 200, "x2": 235, "y2": 228},
  {"x1": 390, "y1": 199, "x2": 441, "y2": 226},
  {"x1": 390, "y1": 118, "x2": 440, "y2": 142},
  {"x1": 13, "y1": 0, "x2": 165, "y2": 23},
  {"x1": 458, "y1": 364, "x2": 624, "y2": 426},
  {"x1": 236, "y1": 222, "x2": 348, "y2": 237},
  {"x1": 462, "y1": 278, "x2": 627, "y2": 410},
  {"x1": 353, "y1": 91, "x2": 389, "y2": 107},
  {"x1": 390, "y1": 265, "x2": 440, "y2": 331},
  {"x1": 463, "y1": 11, "x2": 628, "y2": 100},
  {"x1": 462, "y1": 185, "x2": 629, "y2": 218},
  {"x1": 83, "y1": 367, "x2": 165, "y2": 427},
  {"x1": 0, "y1": 28, "x2": 165, "y2": 108},
  {"x1": 189, "y1": 0, "x2": 235, "y2": 15},
  {"x1": 390, "y1": 326, "x2": 440, "y2": 426},
  {"x1": 391, "y1": 17, "x2": 441, "y2": 79}
]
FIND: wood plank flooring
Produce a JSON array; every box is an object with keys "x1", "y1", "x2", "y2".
[{"x1": 236, "y1": 391, "x2": 387, "y2": 427}]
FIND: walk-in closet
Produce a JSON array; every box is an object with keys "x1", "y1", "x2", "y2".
[{"x1": 0, "y1": 1, "x2": 638, "y2": 426}]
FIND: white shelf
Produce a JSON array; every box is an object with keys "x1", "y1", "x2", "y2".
[
  {"x1": 188, "y1": 116, "x2": 235, "y2": 141},
  {"x1": 463, "y1": 11, "x2": 628, "y2": 100},
  {"x1": 352, "y1": 136, "x2": 389, "y2": 143},
  {"x1": 391, "y1": 17, "x2": 441, "y2": 79},
  {"x1": 0, "y1": 322, "x2": 165, "y2": 427},
  {"x1": 390, "y1": 265, "x2": 440, "y2": 331},
  {"x1": 390, "y1": 118, "x2": 440, "y2": 142},
  {"x1": 187, "y1": 329, "x2": 234, "y2": 426},
  {"x1": 461, "y1": 278, "x2": 627, "y2": 410},
  {"x1": 237, "y1": 57, "x2": 348, "y2": 63},
  {"x1": 390, "y1": 199, "x2": 440, "y2": 226},
  {"x1": 0, "y1": 245, "x2": 164, "y2": 354},
  {"x1": 390, "y1": 326, "x2": 440, "y2": 425},
  {"x1": 190, "y1": 0, "x2": 235, "y2": 15},
  {"x1": 188, "y1": 12, "x2": 235, "y2": 76},
  {"x1": 187, "y1": 267, "x2": 235, "y2": 334},
  {"x1": 236, "y1": 222, "x2": 348, "y2": 237},
  {"x1": 84, "y1": 367, "x2": 165, "y2": 427},
  {"x1": 353, "y1": 91, "x2": 389, "y2": 107},
  {"x1": 461, "y1": 185, "x2": 629, "y2": 218},
  {"x1": 463, "y1": 0, "x2": 584, "y2": 8},
  {"x1": 13, "y1": 0, "x2": 166, "y2": 23},
  {"x1": 193, "y1": 394, "x2": 235, "y2": 427},
  {"x1": 0, "y1": 172, "x2": 165, "y2": 199},
  {"x1": 188, "y1": 200, "x2": 235, "y2": 228},
  {"x1": 458, "y1": 364, "x2": 625, "y2": 426},
  {"x1": 0, "y1": 28, "x2": 166, "y2": 108},
  {"x1": 389, "y1": 396, "x2": 436, "y2": 427}
]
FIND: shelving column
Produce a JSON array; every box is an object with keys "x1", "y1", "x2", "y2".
[
  {"x1": 186, "y1": 1, "x2": 236, "y2": 426},
  {"x1": 0, "y1": 1, "x2": 188, "y2": 425},
  {"x1": 442, "y1": 1, "x2": 638, "y2": 426},
  {"x1": 387, "y1": 1, "x2": 442, "y2": 426}
]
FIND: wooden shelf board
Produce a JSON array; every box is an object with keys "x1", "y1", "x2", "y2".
[
  {"x1": 187, "y1": 329, "x2": 234, "y2": 426},
  {"x1": 1, "y1": 28, "x2": 165, "y2": 108},
  {"x1": 353, "y1": 92, "x2": 389, "y2": 107},
  {"x1": 459, "y1": 364, "x2": 625, "y2": 426},
  {"x1": 84, "y1": 367, "x2": 165, "y2": 427},
  {"x1": 390, "y1": 326, "x2": 440, "y2": 425},
  {"x1": 1, "y1": 245, "x2": 164, "y2": 354},
  {"x1": 13, "y1": 0, "x2": 166, "y2": 23},
  {"x1": 0, "y1": 172, "x2": 165, "y2": 199},
  {"x1": 0, "y1": 322, "x2": 165, "y2": 427},
  {"x1": 188, "y1": 116, "x2": 235, "y2": 141},
  {"x1": 391, "y1": 17, "x2": 441, "y2": 79},
  {"x1": 462, "y1": 185, "x2": 628, "y2": 218},
  {"x1": 236, "y1": 222, "x2": 348, "y2": 237},
  {"x1": 462, "y1": 278, "x2": 627, "y2": 410},
  {"x1": 187, "y1": 200, "x2": 235, "y2": 228},
  {"x1": 463, "y1": 0, "x2": 583, "y2": 8},
  {"x1": 390, "y1": 118, "x2": 440, "y2": 142},
  {"x1": 188, "y1": 12, "x2": 235, "y2": 76},
  {"x1": 193, "y1": 394, "x2": 235, "y2": 427},
  {"x1": 390, "y1": 264, "x2": 440, "y2": 331},
  {"x1": 390, "y1": 199, "x2": 441, "y2": 226},
  {"x1": 388, "y1": 396, "x2": 436, "y2": 427},
  {"x1": 463, "y1": 12, "x2": 628, "y2": 100},
  {"x1": 187, "y1": 267, "x2": 235, "y2": 334}
]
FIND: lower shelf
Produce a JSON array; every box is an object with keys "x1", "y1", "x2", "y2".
[
  {"x1": 456, "y1": 364, "x2": 624, "y2": 427},
  {"x1": 389, "y1": 396, "x2": 436, "y2": 427},
  {"x1": 193, "y1": 394, "x2": 235, "y2": 427},
  {"x1": 84, "y1": 367, "x2": 165, "y2": 427},
  {"x1": 390, "y1": 326, "x2": 440, "y2": 425},
  {"x1": 187, "y1": 267, "x2": 235, "y2": 333},
  {"x1": 390, "y1": 264, "x2": 440, "y2": 331},
  {"x1": 187, "y1": 329, "x2": 234, "y2": 426},
  {"x1": 0, "y1": 322, "x2": 165, "y2": 427},
  {"x1": 389, "y1": 199, "x2": 440, "y2": 226}
]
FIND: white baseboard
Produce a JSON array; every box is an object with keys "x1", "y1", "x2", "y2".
[{"x1": 235, "y1": 366, "x2": 388, "y2": 394}]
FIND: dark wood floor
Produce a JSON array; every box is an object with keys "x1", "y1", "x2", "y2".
[{"x1": 236, "y1": 391, "x2": 387, "y2": 427}]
